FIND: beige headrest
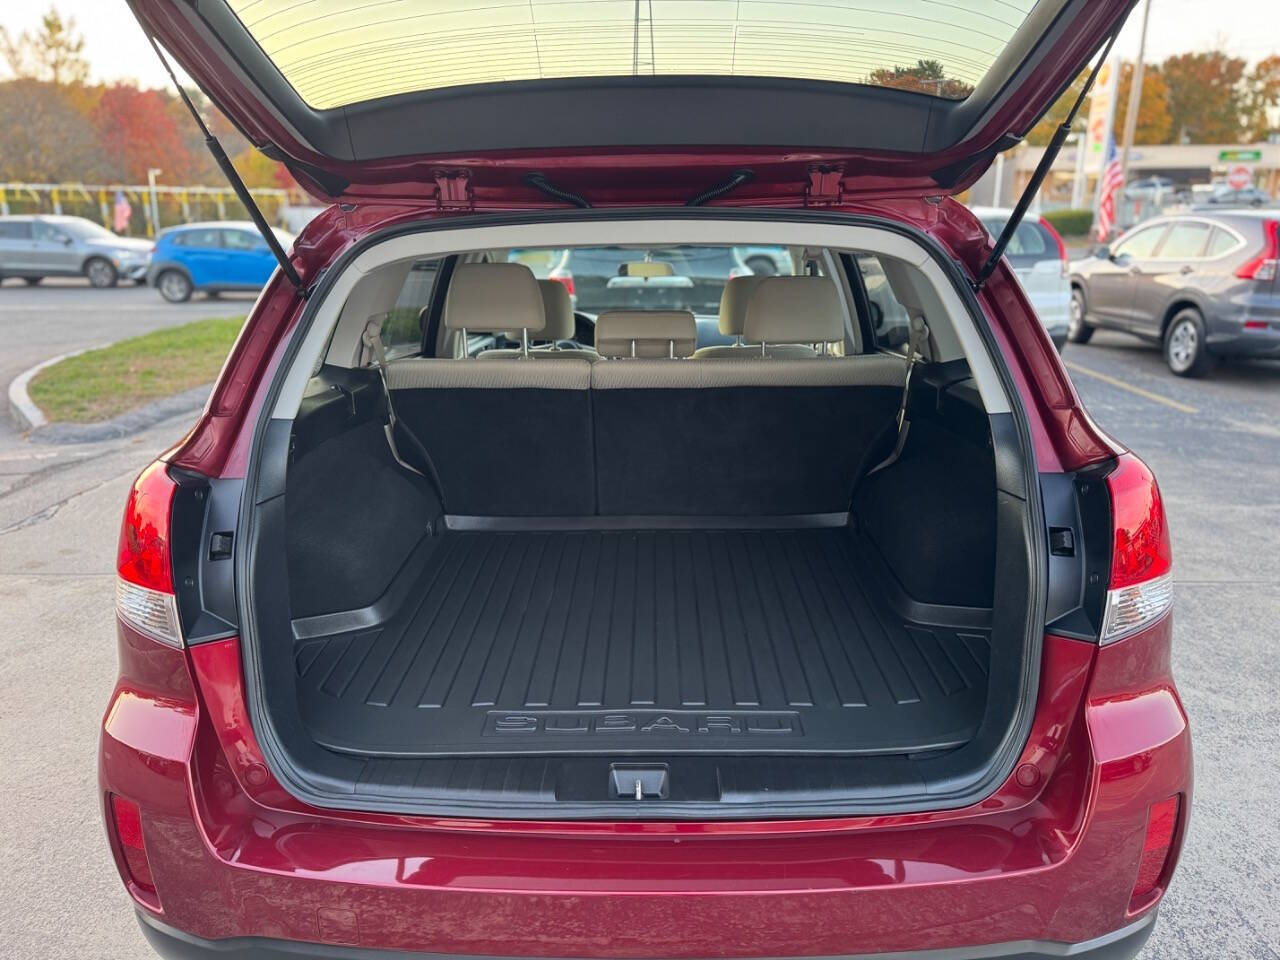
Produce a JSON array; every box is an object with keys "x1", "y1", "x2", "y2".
[
  {"x1": 718, "y1": 274, "x2": 767, "y2": 337},
  {"x1": 443, "y1": 262, "x2": 544, "y2": 334},
  {"x1": 536, "y1": 280, "x2": 575, "y2": 340},
  {"x1": 595, "y1": 310, "x2": 697, "y2": 358},
  {"x1": 743, "y1": 276, "x2": 843, "y2": 345}
]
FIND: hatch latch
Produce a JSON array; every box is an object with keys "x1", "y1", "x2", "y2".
[
  {"x1": 434, "y1": 169, "x2": 474, "y2": 211},
  {"x1": 805, "y1": 165, "x2": 844, "y2": 206}
]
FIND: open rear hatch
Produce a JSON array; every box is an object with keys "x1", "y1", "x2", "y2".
[{"x1": 128, "y1": 0, "x2": 1133, "y2": 204}]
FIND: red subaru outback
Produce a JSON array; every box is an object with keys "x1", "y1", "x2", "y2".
[{"x1": 104, "y1": 2, "x2": 1189, "y2": 958}]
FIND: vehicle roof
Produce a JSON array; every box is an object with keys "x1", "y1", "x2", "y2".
[
  {"x1": 165, "y1": 220, "x2": 259, "y2": 231},
  {"x1": 967, "y1": 206, "x2": 1043, "y2": 223}
]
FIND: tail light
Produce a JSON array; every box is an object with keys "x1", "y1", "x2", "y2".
[
  {"x1": 1235, "y1": 219, "x2": 1278, "y2": 282},
  {"x1": 1101, "y1": 453, "x2": 1173, "y2": 644},
  {"x1": 548, "y1": 269, "x2": 575, "y2": 298},
  {"x1": 116, "y1": 461, "x2": 181, "y2": 647},
  {"x1": 109, "y1": 794, "x2": 158, "y2": 903},
  {"x1": 1038, "y1": 216, "x2": 1070, "y2": 278},
  {"x1": 1131, "y1": 795, "x2": 1181, "y2": 907}
]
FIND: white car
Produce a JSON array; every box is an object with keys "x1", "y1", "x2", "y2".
[{"x1": 971, "y1": 206, "x2": 1071, "y2": 350}]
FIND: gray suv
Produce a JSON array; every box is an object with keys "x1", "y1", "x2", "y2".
[
  {"x1": 1069, "y1": 210, "x2": 1279, "y2": 376},
  {"x1": 0, "y1": 215, "x2": 153, "y2": 288}
]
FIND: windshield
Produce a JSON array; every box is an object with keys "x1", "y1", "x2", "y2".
[
  {"x1": 509, "y1": 245, "x2": 788, "y2": 315},
  {"x1": 228, "y1": 0, "x2": 1040, "y2": 110}
]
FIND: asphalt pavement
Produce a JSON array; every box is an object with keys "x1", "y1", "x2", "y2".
[{"x1": 0, "y1": 284, "x2": 1276, "y2": 957}]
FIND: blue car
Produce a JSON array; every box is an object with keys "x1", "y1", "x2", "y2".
[{"x1": 146, "y1": 221, "x2": 294, "y2": 302}]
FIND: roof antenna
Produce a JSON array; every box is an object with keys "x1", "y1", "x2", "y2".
[
  {"x1": 141, "y1": 29, "x2": 304, "y2": 291},
  {"x1": 973, "y1": 24, "x2": 1123, "y2": 292}
]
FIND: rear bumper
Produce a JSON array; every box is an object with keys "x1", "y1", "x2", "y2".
[
  {"x1": 136, "y1": 911, "x2": 1158, "y2": 960},
  {"x1": 101, "y1": 623, "x2": 1190, "y2": 960}
]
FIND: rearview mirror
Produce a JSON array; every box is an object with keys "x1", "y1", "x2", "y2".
[{"x1": 58, "y1": 234, "x2": 73, "y2": 245}]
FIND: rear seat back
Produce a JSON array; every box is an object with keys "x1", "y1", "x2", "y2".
[
  {"x1": 385, "y1": 263, "x2": 595, "y2": 515},
  {"x1": 590, "y1": 356, "x2": 906, "y2": 515},
  {"x1": 381, "y1": 265, "x2": 906, "y2": 519}
]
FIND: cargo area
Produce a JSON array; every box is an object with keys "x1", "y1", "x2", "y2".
[
  {"x1": 237, "y1": 243, "x2": 1038, "y2": 814},
  {"x1": 293, "y1": 524, "x2": 991, "y2": 759}
]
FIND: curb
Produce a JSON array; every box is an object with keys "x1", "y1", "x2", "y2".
[{"x1": 7, "y1": 345, "x2": 106, "y2": 432}]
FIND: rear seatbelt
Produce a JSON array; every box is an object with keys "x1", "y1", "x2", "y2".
[
  {"x1": 867, "y1": 315, "x2": 931, "y2": 477},
  {"x1": 362, "y1": 318, "x2": 446, "y2": 503}
]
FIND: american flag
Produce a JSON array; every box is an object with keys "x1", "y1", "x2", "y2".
[
  {"x1": 1095, "y1": 136, "x2": 1124, "y2": 243},
  {"x1": 113, "y1": 189, "x2": 133, "y2": 233}
]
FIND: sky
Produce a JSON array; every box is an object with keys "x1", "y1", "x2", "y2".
[{"x1": 0, "y1": 0, "x2": 1275, "y2": 92}]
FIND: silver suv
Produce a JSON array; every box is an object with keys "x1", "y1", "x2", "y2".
[{"x1": 0, "y1": 215, "x2": 153, "y2": 288}]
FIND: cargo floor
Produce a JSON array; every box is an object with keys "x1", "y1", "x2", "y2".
[{"x1": 294, "y1": 527, "x2": 991, "y2": 757}]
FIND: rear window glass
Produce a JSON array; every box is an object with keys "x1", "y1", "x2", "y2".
[
  {"x1": 1206, "y1": 228, "x2": 1240, "y2": 257},
  {"x1": 854, "y1": 254, "x2": 913, "y2": 355},
  {"x1": 383, "y1": 259, "x2": 444, "y2": 359},
  {"x1": 229, "y1": 0, "x2": 1041, "y2": 110},
  {"x1": 0, "y1": 220, "x2": 32, "y2": 239},
  {"x1": 1158, "y1": 223, "x2": 1210, "y2": 259},
  {"x1": 979, "y1": 218, "x2": 1050, "y2": 259},
  {"x1": 508, "y1": 245, "x2": 766, "y2": 316}
]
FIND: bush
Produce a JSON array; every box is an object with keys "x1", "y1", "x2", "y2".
[{"x1": 1041, "y1": 208, "x2": 1093, "y2": 237}]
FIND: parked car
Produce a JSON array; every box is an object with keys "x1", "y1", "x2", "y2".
[
  {"x1": 1122, "y1": 176, "x2": 1177, "y2": 201},
  {"x1": 1200, "y1": 185, "x2": 1273, "y2": 208},
  {"x1": 1069, "y1": 211, "x2": 1279, "y2": 375},
  {"x1": 971, "y1": 206, "x2": 1071, "y2": 349},
  {"x1": 146, "y1": 221, "x2": 295, "y2": 302},
  {"x1": 737, "y1": 245, "x2": 794, "y2": 275},
  {"x1": 546, "y1": 244, "x2": 752, "y2": 316},
  {"x1": 106, "y1": 3, "x2": 1188, "y2": 960},
  {"x1": 0, "y1": 214, "x2": 152, "y2": 287}
]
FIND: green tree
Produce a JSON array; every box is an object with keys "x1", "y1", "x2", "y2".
[
  {"x1": 1159, "y1": 51, "x2": 1247, "y2": 143},
  {"x1": 0, "y1": 79, "x2": 103, "y2": 181},
  {"x1": 1113, "y1": 63, "x2": 1173, "y2": 146},
  {"x1": 1026, "y1": 69, "x2": 1089, "y2": 146},
  {"x1": 0, "y1": 7, "x2": 89, "y2": 85},
  {"x1": 867, "y1": 59, "x2": 974, "y2": 99},
  {"x1": 1242, "y1": 55, "x2": 1280, "y2": 141}
]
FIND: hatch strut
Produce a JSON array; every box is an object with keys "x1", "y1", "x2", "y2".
[
  {"x1": 142, "y1": 31, "x2": 304, "y2": 291},
  {"x1": 972, "y1": 27, "x2": 1122, "y2": 292}
]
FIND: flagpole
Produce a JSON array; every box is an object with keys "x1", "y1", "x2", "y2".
[
  {"x1": 1091, "y1": 58, "x2": 1121, "y2": 241},
  {"x1": 1118, "y1": 0, "x2": 1152, "y2": 190}
]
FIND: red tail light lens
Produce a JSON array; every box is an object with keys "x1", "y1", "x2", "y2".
[
  {"x1": 1102, "y1": 454, "x2": 1173, "y2": 643},
  {"x1": 109, "y1": 794, "x2": 157, "y2": 896},
  {"x1": 1235, "y1": 219, "x2": 1278, "y2": 282},
  {"x1": 548, "y1": 270, "x2": 575, "y2": 298},
  {"x1": 115, "y1": 461, "x2": 182, "y2": 646},
  {"x1": 1038, "y1": 216, "x2": 1069, "y2": 278},
  {"x1": 1131, "y1": 795, "x2": 1181, "y2": 905}
]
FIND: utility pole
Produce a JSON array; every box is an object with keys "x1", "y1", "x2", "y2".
[
  {"x1": 1118, "y1": 0, "x2": 1152, "y2": 187},
  {"x1": 147, "y1": 168, "x2": 163, "y2": 238}
]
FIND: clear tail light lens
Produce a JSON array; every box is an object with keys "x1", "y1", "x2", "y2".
[
  {"x1": 1101, "y1": 454, "x2": 1173, "y2": 644},
  {"x1": 115, "y1": 461, "x2": 181, "y2": 647}
]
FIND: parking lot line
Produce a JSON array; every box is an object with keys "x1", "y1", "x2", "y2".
[{"x1": 1064, "y1": 361, "x2": 1200, "y2": 415}]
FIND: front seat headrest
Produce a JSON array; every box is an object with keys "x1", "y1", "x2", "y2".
[
  {"x1": 595, "y1": 310, "x2": 698, "y2": 358},
  {"x1": 718, "y1": 274, "x2": 767, "y2": 337}
]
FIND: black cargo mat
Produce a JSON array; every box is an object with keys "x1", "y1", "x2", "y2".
[{"x1": 294, "y1": 528, "x2": 991, "y2": 757}]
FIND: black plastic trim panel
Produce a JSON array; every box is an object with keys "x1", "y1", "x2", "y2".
[{"x1": 137, "y1": 910, "x2": 1157, "y2": 960}]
